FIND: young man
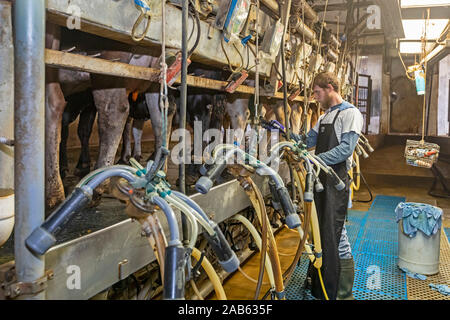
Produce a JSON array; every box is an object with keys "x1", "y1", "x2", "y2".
[{"x1": 305, "y1": 72, "x2": 364, "y2": 300}]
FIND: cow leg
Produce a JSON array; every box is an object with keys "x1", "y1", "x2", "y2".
[
  {"x1": 272, "y1": 101, "x2": 291, "y2": 131},
  {"x1": 290, "y1": 103, "x2": 303, "y2": 135},
  {"x1": 119, "y1": 116, "x2": 133, "y2": 164},
  {"x1": 132, "y1": 118, "x2": 145, "y2": 163},
  {"x1": 75, "y1": 99, "x2": 97, "y2": 177},
  {"x1": 92, "y1": 88, "x2": 129, "y2": 198},
  {"x1": 164, "y1": 95, "x2": 177, "y2": 173},
  {"x1": 46, "y1": 82, "x2": 67, "y2": 211},
  {"x1": 59, "y1": 105, "x2": 77, "y2": 180},
  {"x1": 225, "y1": 98, "x2": 250, "y2": 145},
  {"x1": 145, "y1": 92, "x2": 162, "y2": 161}
]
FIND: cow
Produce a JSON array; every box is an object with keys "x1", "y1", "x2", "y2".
[
  {"x1": 45, "y1": 24, "x2": 177, "y2": 212},
  {"x1": 59, "y1": 89, "x2": 97, "y2": 180}
]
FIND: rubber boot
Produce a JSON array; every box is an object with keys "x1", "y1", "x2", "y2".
[{"x1": 337, "y1": 258, "x2": 355, "y2": 300}]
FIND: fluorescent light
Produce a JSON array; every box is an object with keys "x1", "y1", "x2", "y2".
[
  {"x1": 421, "y1": 44, "x2": 446, "y2": 63},
  {"x1": 399, "y1": 41, "x2": 436, "y2": 54},
  {"x1": 400, "y1": 42, "x2": 422, "y2": 53},
  {"x1": 401, "y1": 19, "x2": 449, "y2": 40},
  {"x1": 401, "y1": 0, "x2": 450, "y2": 8}
]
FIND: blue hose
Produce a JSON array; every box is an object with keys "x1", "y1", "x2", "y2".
[{"x1": 152, "y1": 195, "x2": 181, "y2": 246}]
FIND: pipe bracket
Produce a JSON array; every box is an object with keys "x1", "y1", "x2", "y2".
[{"x1": 0, "y1": 261, "x2": 53, "y2": 299}]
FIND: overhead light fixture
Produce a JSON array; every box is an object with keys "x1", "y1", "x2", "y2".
[
  {"x1": 401, "y1": 0, "x2": 450, "y2": 8},
  {"x1": 401, "y1": 19, "x2": 449, "y2": 40},
  {"x1": 399, "y1": 41, "x2": 435, "y2": 54},
  {"x1": 421, "y1": 42, "x2": 447, "y2": 64}
]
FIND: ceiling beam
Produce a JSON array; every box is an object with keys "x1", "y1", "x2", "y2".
[
  {"x1": 313, "y1": 1, "x2": 375, "y2": 12},
  {"x1": 375, "y1": 0, "x2": 405, "y2": 39},
  {"x1": 401, "y1": 6, "x2": 450, "y2": 19}
]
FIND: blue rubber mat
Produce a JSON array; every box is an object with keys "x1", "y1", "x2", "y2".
[{"x1": 286, "y1": 195, "x2": 407, "y2": 300}]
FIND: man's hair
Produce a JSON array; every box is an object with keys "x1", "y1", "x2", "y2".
[{"x1": 313, "y1": 72, "x2": 340, "y2": 93}]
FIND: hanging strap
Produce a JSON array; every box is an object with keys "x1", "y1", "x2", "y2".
[
  {"x1": 160, "y1": 0, "x2": 169, "y2": 150},
  {"x1": 131, "y1": 0, "x2": 152, "y2": 42},
  {"x1": 420, "y1": 8, "x2": 431, "y2": 145}
]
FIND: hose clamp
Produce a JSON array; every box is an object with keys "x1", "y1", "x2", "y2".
[
  {"x1": 0, "y1": 261, "x2": 54, "y2": 299},
  {"x1": 80, "y1": 185, "x2": 93, "y2": 200}
]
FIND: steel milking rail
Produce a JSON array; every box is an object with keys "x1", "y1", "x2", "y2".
[{"x1": 13, "y1": 0, "x2": 46, "y2": 300}]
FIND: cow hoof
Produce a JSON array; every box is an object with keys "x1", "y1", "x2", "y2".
[
  {"x1": 88, "y1": 192, "x2": 102, "y2": 208},
  {"x1": 60, "y1": 167, "x2": 69, "y2": 180},
  {"x1": 147, "y1": 152, "x2": 156, "y2": 162},
  {"x1": 117, "y1": 158, "x2": 130, "y2": 165},
  {"x1": 133, "y1": 155, "x2": 142, "y2": 164},
  {"x1": 74, "y1": 166, "x2": 91, "y2": 178},
  {"x1": 46, "y1": 192, "x2": 66, "y2": 216}
]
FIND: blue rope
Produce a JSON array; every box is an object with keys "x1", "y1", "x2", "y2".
[{"x1": 134, "y1": 0, "x2": 151, "y2": 12}]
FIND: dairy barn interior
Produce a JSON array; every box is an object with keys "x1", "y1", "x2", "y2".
[{"x1": 0, "y1": 0, "x2": 449, "y2": 303}]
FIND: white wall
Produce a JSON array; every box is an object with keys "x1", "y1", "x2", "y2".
[
  {"x1": 0, "y1": 3, "x2": 14, "y2": 190},
  {"x1": 437, "y1": 54, "x2": 450, "y2": 136},
  {"x1": 358, "y1": 54, "x2": 383, "y2": 134}
]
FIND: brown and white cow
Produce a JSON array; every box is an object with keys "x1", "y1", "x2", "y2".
[{"x1": 45, "y1": 24, "x2": 176, "y2": 212}]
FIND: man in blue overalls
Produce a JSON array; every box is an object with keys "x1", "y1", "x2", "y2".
[{"x1": 305, "y1": 72, "x2": 363, "y2": 300}]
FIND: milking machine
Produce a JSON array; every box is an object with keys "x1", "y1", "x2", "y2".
[
  {"x1": 195, "y1": 141, "x2": 303, "y2": 300},
  {"x1": 26, "y1": 0, "x2": 239, "y2": 300},
  {"x1": 25, "y1": 150, "x2": 238, "y2": 300},
  {"x1": 258, "y1": 119, "x2": 350, "y2": 300}
]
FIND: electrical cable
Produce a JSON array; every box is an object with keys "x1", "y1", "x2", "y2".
[
  {"x1": 191, "y1": 247, "x2": 227, "y2": 300},
  {"x1": 188, "y1": 0, "x2": 201, "y2": 57}
]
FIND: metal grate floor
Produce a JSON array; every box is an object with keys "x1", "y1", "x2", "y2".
[{"x1": 405, "y1": 229, "x2": 450, "y2": 300}]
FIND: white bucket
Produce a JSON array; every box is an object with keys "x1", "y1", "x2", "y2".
[
  {"x1": 398, "y1": 222, "x2": 441, "y2": 275},
  {"x1": 0, "y1": 189, "x2": 14, "y2": 247}
]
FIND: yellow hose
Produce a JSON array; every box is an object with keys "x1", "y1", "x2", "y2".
[
  {"x1": 349, "y1": 151, "x2": 360, "y2": 201},
  {"x1": 245, "y1": 180, "x2": 285, "y2": 299},
  {"x1": 191, "y1": 247, "x2": 227, "y2": 300},
  {"x1": 293, "y1": 166, "x2": 328, "y2": 299},
  {"x1": 349, "y1": 165, "x2": 354, "y2": 201},
  {"x1": 292, "y1": 168, "x2": 322, "y2": 269},
  {"x1": 353, "y1": 152, "x2": 360, "y2": 191},
  {"x1": 231, "y1": 214, "x2": 276, "y2": 289},
  {"x1": 317, "y1": 268, "x2": 329, "y2": 300}
]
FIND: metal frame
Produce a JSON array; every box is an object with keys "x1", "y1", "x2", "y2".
[
  {"x1": 13, "y1": 0, "x2": 46, "y2": 300},
  {"x1": 8, "y1": 0, "x2": 321, "y2": 300},
  {"x1": 44, "y1": 176, "x2": 270, "y2": 299},
  {"x1": 45, "y1": 49, "x2": 304, "y2": 101}
]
